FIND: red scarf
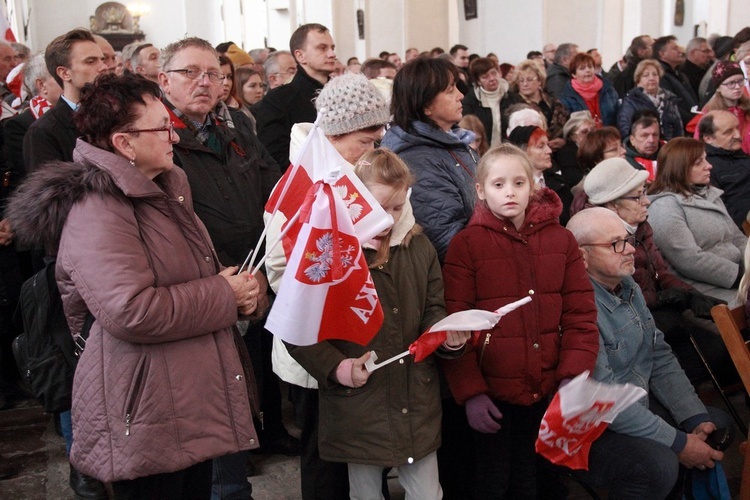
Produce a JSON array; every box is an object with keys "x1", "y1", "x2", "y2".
[
  {"x1": 30, "y1": 95, "x2": 52, "y2": 119},
  {"x1": 571, "y1": 77, "x2": 604, "y2": 126}
]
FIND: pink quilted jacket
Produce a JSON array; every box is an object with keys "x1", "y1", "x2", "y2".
[{"x1": 55, "y1": 140, "x2": 258, "y2": 482}]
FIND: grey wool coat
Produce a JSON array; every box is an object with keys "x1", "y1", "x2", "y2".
[{"x1": 647, "y1": 187, "x2": 747, "y2": 304}]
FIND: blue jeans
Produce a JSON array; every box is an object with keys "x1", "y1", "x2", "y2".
[
  {"x1": 211, "y1": 452, "x2": 252, "y2": 500},
  {"x1": 60, "y1": 410, "x2": 72, "y2": 456}
]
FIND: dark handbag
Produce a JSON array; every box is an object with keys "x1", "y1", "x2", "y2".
[{"x1": 12, "y1": 260, "x2": 92, "y2": 413}]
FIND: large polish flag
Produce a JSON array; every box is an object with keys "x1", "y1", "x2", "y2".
[
  {"x1": 265, "y1": 123, "x2": 392, "y2": 256},
  {"x1": 265, "y1": 182, "x2": 384, "y2": 346}
]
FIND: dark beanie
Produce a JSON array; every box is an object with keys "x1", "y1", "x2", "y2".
[
  {"x1": 507, "y1": 125, "x2": 538, "y2": 147},
  {"x1": 713, "y1": 36, "x2": 734, "y2": 60},
  {"x1": 711, "y1": 60, "x2": 744, "y2": 88}
]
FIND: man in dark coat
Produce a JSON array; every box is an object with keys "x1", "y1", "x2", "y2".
[
  {"x1": 699, "y1": 110, "x2": 750, "y2": 229},
  {"x1": 544, "y1": 43, "x2": 578, "y2": 98},
  {"x1": 624, "y1": 110, "x2": 662, "y2": 181},
  {"x1": 252, "y1": 23, "x2": 335, "y2": 171},
  {"x1": 613, "y1": 35, "x2": 654, "y2": 97},
  {"x1": 681, "y1": 37, "x2": 714, "y2": 98},
  {"x1": 158, "y1": 35, "x2": 292, "y2": 499},
  {"x1": 22, "y1": 29, "x2": 108, "y2": 173},
  {"x1": 654, "y1": 35, "x2": 698, "y2": 130}
]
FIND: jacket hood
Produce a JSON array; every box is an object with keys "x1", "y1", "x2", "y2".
[
  {"x1": 6, "y1": 139, "x2": 165, "y2": 254},
  {"x1": 381, "y1": 121, "x2": 474, "y2": 154},
  {"x1": 469, "y1": 187, "x2": 563, "y2": 233}
]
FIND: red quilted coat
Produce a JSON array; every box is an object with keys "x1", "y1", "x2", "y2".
[{"x1": 441, "y1": 189, "x2": 599, "y2": 406}]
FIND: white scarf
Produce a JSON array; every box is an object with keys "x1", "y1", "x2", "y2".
[{"x1": 476, "y1": 85, "x2": 502, "y2": 147}]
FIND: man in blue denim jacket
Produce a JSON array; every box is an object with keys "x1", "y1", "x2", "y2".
[{"x1": 566, "y1": 207, "x2": 727, "y2": 498}]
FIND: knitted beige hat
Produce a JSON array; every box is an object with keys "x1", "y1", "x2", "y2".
[
  {"x1": 584, "y1": 158, "x2": 649, "y2": 205},
  {"x1": 315, "y1": 73, "x2": 390, "y2": 136}
]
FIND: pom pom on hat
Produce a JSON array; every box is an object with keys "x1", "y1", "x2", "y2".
[
  {"x1": 584, "y1": 158, "x2": 649, "y2": 205},
  {"x1": 315, "y1": 73, "x2": 390, "y2": 136}
]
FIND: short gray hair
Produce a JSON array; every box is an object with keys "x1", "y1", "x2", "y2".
[
  {"x1": 263, "y1": 50, "x2": 292, "y2": 79},
  {"x1": 566, "y1": 207, "x2": 620, "y2": 245},
  {"x1": 23, "y1": 53, "x2": 51, "y2": 95},
  {"x1": 161, "y1": 37, "x2": 217, "y2": 71},
  {"x1": 554, "y1": 43, "x2": 578, "y2": 64},
  {"x1": 686, "y1": 37, "x2": 707, "y2": 54}
]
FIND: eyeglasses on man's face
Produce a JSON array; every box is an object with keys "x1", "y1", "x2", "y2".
[
  {"x1": 167, "y1": 68, "x2": 225, "y2": 84},
  {"x1": 581, "y1": 235, "x2": 637, "y2": 253}
]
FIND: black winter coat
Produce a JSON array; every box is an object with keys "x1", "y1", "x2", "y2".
[
  {"x1": 22, "y1": 99, "x2": 78, "y2": 173},
  {"x1": 617, "y1": 87, "x2": 684, "y2": 140},
  {"x1": 706, "y1": 143, "x2": 750, "y2": 229},
  {"x1": 251, "y1": 66, "x2": 324, "y2": 171}
]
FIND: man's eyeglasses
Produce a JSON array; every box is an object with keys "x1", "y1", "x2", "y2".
[
  {"x1": 618, "y1": 191, "x2": 648, "y2": 203},
  {"x1": 271, "y1": 68, "x2": 297, "y2": 77},
  {"x1": 122, "y1": 122, "x2": 176, "y2": 139},
  {"x1": 167, "y1": 68, "x2": 225, "y2": 84},
  {"x1": 581, "y1": 235, "x2": 637, "y2": 253},
  {"x1": 721, "y1": 78, "x2": 747, "y2": 89}
]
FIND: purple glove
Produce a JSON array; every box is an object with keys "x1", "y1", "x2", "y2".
[{"x1": 465, "y1": 393, "x2": 503, "y2": 433}]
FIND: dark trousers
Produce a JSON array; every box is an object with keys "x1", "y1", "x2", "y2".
[
  {"x1": 573, "y1": 399, "x2": 733, "y2": 499},
  {"x1": 112, "y1": 459, "x2": 212, "y2": 500},
  {"x1": 244, "y1": 322, "x2": 287, "y2": 441},
  {"x1": 437, "y1": 397, "x2": 473, "y2": 500},
  {"x1": 469, "y1": 399, "x2": 548, "y2": 499},
  {"x1": 290, "y1": 385, "x2": 349, "y2": 500}
]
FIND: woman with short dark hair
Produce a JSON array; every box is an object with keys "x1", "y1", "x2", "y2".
[
  {"x1": 7, "y1": 73, "x2": 261, "y2": 497},
  {"x1": 648, "y1": 137, "x2": 747, "y2": 304},
  {"x1": 461, "y1": 57, "x2": 517, "y2": 147},
  {"x1": 382, "y1": 57, "x2": 478, "y2": 262},
  {"x1": 559, "y1": 53, "x2": 619, "y2": 127}
]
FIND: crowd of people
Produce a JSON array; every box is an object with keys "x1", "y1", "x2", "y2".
[{"x1": 0, "y1": 20, "x2": 750, "y2": 500}]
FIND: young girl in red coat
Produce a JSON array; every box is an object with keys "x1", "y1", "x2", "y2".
[{"x1": 441, "y1": 143, "x2": 600, "y2": 498}]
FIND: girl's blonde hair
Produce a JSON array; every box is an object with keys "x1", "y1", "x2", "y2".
[
  {"x1": 476, "y1": 143, "x2": 535, "y2": 189},
  {"x1": 354, "y1": 149, "x2": 414, "y2": 267}
]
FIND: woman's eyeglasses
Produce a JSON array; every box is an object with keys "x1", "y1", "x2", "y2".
[
  {"x1": 581, "y1": 235, "x2": 637, "y2": 253},
  {"x1": 721, "y1": 78, "x2": 747, "y2": 89},
  {"x1": 122, "y1": 122, "x2": 176, "y2": 139}
]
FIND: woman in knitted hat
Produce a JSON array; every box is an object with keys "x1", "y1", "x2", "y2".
[
  {"x1": 265, "y1": 72, "x2": 391, "y2": 500},
  {"x1": 574, "y1": 157, "x2": 735, "y2": 388},
  {"x1": 693, "y1": 61, "x2": 750, "y2": 153},
  {"x1": 648, "y1": 137, "x2": 747, "y2": 305}
]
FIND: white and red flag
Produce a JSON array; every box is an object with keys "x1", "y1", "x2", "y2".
[
  {"x1": 264, "y1": 123, "x2": 392, "y2": 258},
  {"x1": 265, "y1": 181, "x2": 384, "y2": 346},
  {"x1": 535, "y1": 371, "x2": 646, "y2": 470},
  {"x1": 0, "y1": 5, "x2": 15, "y2": 42}
]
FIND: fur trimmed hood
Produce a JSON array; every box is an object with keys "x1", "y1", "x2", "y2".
[{"x1": 6, "y1": 159, "x2": 120, "y2": 254}]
